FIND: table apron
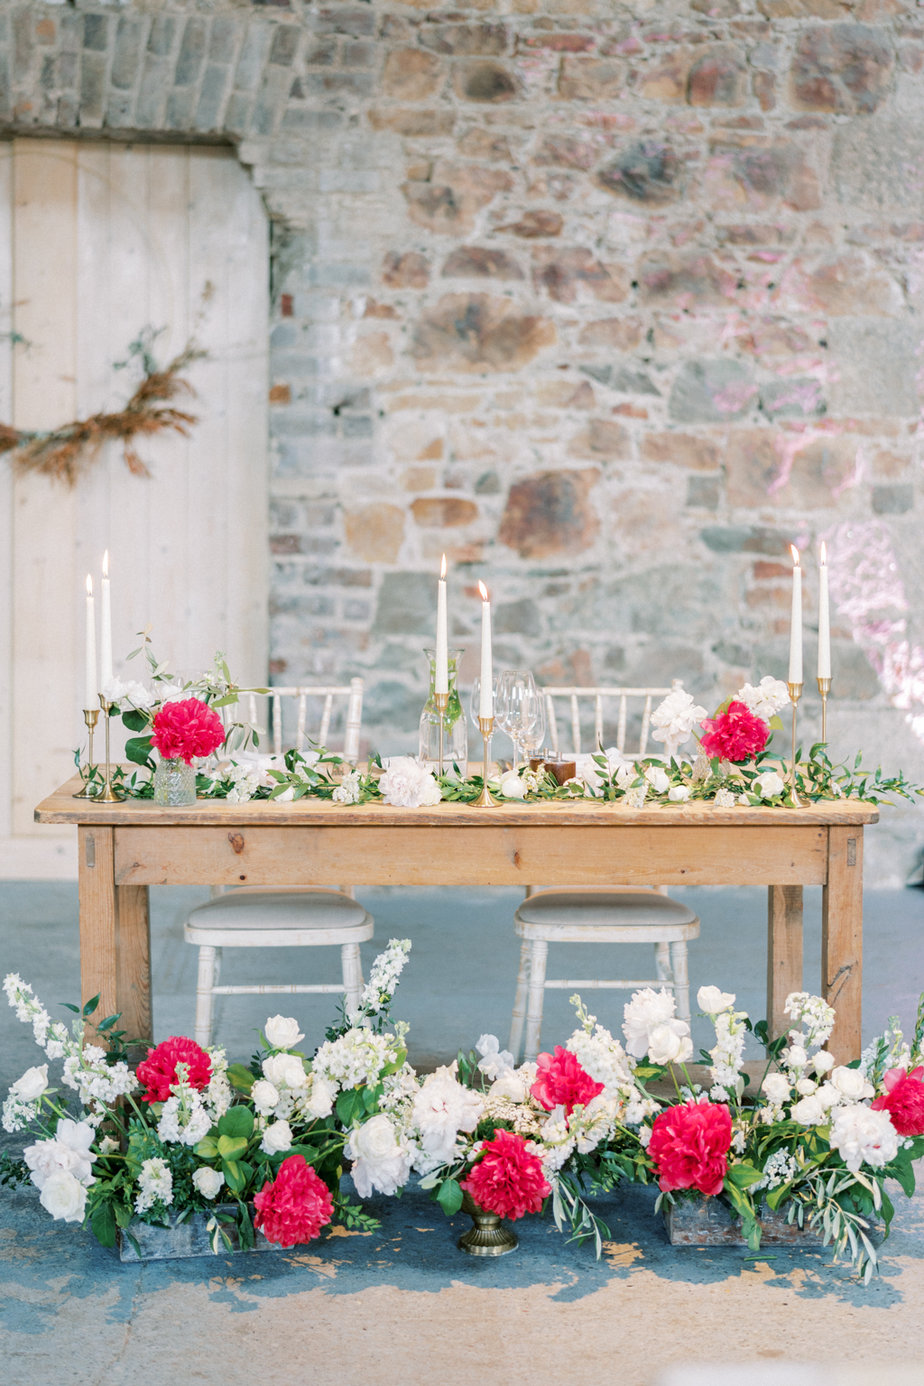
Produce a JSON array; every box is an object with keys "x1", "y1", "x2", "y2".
[{"x1": 112, "y1": 823, "x2": 831, "y2": 888}]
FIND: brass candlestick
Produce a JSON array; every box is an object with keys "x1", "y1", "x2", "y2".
[
  {"x1": 97, "y1": 694, "x2": 126, "y2": 802},
  {"x1": 434, "y1": 690, "x2": 449, "y2": 777},
  {"x1": 475, "y1": 714, "x2": 497, "y2": 806},
  {"x1": 73, "y1": 707, "x2": 101, "y2": 799},
  {"x1": 787, "y1": 681, "x2": 804, "y2": 808},
  {"x1": 817, "y1": 676, "x2": 831, "y2": 744}
]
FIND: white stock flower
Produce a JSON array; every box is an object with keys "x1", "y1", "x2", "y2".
[
  {"x1": 647, "y1": 1022, "x2": 693, "y2": 1065},
  {"x1": 252, "y1": 1079, "x2": 281, "y2": 1115},
  {"x1": 346, "y1": 1114, "x2": 413, "y2": 1198},
  {"x1": 735, "y1": 676, "x2": 789, "y2": 722},
  {"x1": 305, "y1": 1074, "x2": 337, "y2": 1119},
  {"x1": 761, "y1": 1072, "x2": 791, "y2": 1105},
  {"x1": 668, "y1": 785, "x2": 691, "y2": 803},
  {"x1": 39, "y1": 1170, "x2": 88, "y2": 1223},
  {"x1": 261, "y1": 1052, "x2": 308, "y2": 1090},
  {"x1": 650, "y1": 689, "x2": 708, "y2": 753},
  {"x1": 264, "y1": 1016, "x2": 305, "y2": 1051},
  {"x1": 697, "y1": 986, "x2": 736, "y2": 1015},
  {"x1": 192, "y1": 1166, "x2": 224, "y2": 1200},
  {"x1": 829, "y1": 1103, "x2": 900, "y2": 1173},
  {"x1": 830, "y1": 1066, "x2": 874, "y2": 1102},
  {"x1": 134, "y1": 1157, "x2": 174, "y2": 1214},
  {"x1": 713, "y1": 787, "x2": 737, "y2": 808},
  {"x1": 261, "y1": 1120, "x2": 294, "y2": 1156},
  {"x1": 753, "y1": 770, "x2": 786, "y2": 800},
  {"x1": 411, "y1": 1065, "x2": 484, "y2": 1164},
  {"x1": 332, "y1": 770, "x2": 362, "y2": 805},
  {"x1": 379, "y1": 757, "x2": 442, "y2": 808},
  {"x1": 623, "y1": 988, "x2": 677, "y2": 1059},
  {"x1": 11, "y1": 1065, "x2": 49, "y2": 1102}
]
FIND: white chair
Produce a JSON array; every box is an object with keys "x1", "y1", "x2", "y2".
[
  {"x1": 183, "y1": 679, "x2": 373, "y2": 1046},
  {"x1": 508, "y1": 682, "x2": 701, "y2": 1062}
]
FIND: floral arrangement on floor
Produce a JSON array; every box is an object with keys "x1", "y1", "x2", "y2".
[{"x1": 6, "y1": 938, "x2": 922, "y2": 1281}]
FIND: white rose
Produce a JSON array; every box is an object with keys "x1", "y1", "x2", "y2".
[
  {"x1": 753, "y1": 770, "x2": 786, "y2": 800},
  {"x1": 498, "y1": 770, "x2": 528, "y2": 800},
  {"x1": 305, "y1": 1075, "x2": 336, "y2": 1119},
  {"x1": 264, "y1": 1015, "x2": 305, "y2": 1051},
  {"x1": 831, "y1": 1066, "x2": 874, "y2": 1102},
  {"x1": 790, "y1": 1093, "x2": 828, "y2": 1126},
  {"x1": 192, "y1": 1166, "x2": 225, "y2": 1200},
  {"x1": 349, "y1": 1113, "x2": 400, "y2": 1163},
  {"x1": 795, "y1": 1077, "x2": 817, "y2": 1096},
  {"x1": 815, "y1": 1081, "x2": 842, "y2": 1110},
  {"x1": 39, "y1": 1170, "x2": 88, "y2": 1223},
  {"x1": 644, "y1": 765, "x2": 670, "y2": 794},
  {"x1": 813, "y1": 1050, "x2": 836, "y2": 1076},
  {"x1": 697, "y1": 986, "x2": 736, "y2": 1014},
  {"x1": 668, "y1": 785, "x2": 691, "y2": 802},
  {"x1": 251, "y1": 1079, "x2": 281, "y2": 1115},
  {"x1": 761, "y1": 1073, "x2": 791, "y2": 1105},
  {"x1": 12, "y1": 1064, "x2": 49, "y2": 1102},
  {"x1": 647, "y1": 1022, "x2": 693, "y2": 1065},
  {"x1": 260, "y1": 1120, "x2": 293, "y2": 1156},
  {"x1": 262, "y1": 1053, "x2": 307, "y2": 1090},
  {"x1": 784, "y1": 1045, "x2": 808, "y2": 1071}
]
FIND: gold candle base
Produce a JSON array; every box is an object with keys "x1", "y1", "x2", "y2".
[
  {"x1": 73, "y1": 707, "x2": 101, "y2": 798},
  {"x1": 817, "y1": 676, "x2": 831, "y2": 745},
  {"x1": 787, "y1": 681, "x2": 804, "y2": 808},
  {"x1": 475, "y1": 714, "x2": 496, "y2": 806},
  {"x1": 434, "y1": 690, "x2": 449, "y2": 777},
  {"x1": 97, "y1": 695, "x2": 126, "y2": 802}
]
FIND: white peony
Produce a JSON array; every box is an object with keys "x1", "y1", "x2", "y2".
[
  {"x1": 39, "y1": 1170, "x2": 88, "y2": 1223},
  {"x1": 379, "y1": 757, "x2": 442, "y2": 808},
  {"x1": 262, "y1": 1052, "x2": 307, "y2": 1090},
  {"x1": 411, "y1": 1065, "x2": 484, "y2": 1164},
  {"x1": 251, "y1": 1079, "x2": 281, "y2": 1115},
  {"x1": 829, "y1": 1103, "x2": 900, "y2": 1173},
  {"x1": 830, "y1": 1066, "x2": 874, "y2": 1102},
  {"x1": 192, "y1": 1166, "x2": 224, "y2": 1200},
  {"x1": 647, "y1": 1021, "x2": 693, "y2": 1065},
  {"x1": 346, "y1": 1114, "x2": 413, "y2": 1198},
  {"x1": 650, "y1": 689, "x2": 709, "y2": 754},
  {"x1": 761, "y1": 1072, "x2": 791, "y2": 1105},
  {"x1": 753, "y1": 769, "x2": 786, "y2": 800},
  {"x1": 260, "y1": 1120, "x2": 293, "y2": 1156},
  {"x1": 697, "y1": 986, "x2": 736, "y2": 1015},
  {"x1": 623, "y1": 988, "x2": 678, "y2": 1059},
  {"x1": 264, "y1": 1015, "x2": 305, "y2": 1051},
  {"x1": 11, "y1": 1065, "x2": 49, "y2": 1102}
]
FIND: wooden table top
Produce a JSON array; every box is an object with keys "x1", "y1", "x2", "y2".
[{"x1": 35, "y1": 775, "x2": 880, "y2": 830}]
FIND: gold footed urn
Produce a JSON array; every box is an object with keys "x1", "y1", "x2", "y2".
[{"x1": 458, "y1": 1190, "x2": 518, "y2": 1257}]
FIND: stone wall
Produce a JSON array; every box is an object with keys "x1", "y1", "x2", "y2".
[{"x1": 3, "y1": 0, "x2": 924, "y2": 881}]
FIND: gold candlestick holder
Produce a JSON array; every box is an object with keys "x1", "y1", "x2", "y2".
[
  {"x1": 817, "y1": 676, "x2": 831, "y2": 744},
  {"x1": 787, "y1": 681, "x2": 804, "y2": 808},
  {"x1": 97, "y1": 695, "x2": 126, "y2": 802},
  {"x1": 73, "y1": 707, "x2": 101, "y2": 799},
  {"x1": 434, "y1": 690, "x2": 449, "y2": 777},
  {"x1": 475, "y1": 714, "x2": 497, "y2": 806}
]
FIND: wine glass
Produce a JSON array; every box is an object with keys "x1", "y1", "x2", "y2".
[
  {"x1": 496, "y1": 670, "x2": 541, "y2": 772},
  {"x1": 470, "y1": 674, "x2": 500, "y2": 731},
  {"x1": 519, "y1": 690, "x2": 547, "y2": 768}
]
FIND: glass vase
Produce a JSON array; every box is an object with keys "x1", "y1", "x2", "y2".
[
  {"x1": 418, "y1": 647, "x2": 467, "y2": 774},
  {"x1": 153, "y1": 756, "x2": 198, "y2": 806}
]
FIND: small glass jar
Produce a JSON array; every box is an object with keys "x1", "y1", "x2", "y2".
[
  {"x1": 153, "y1": 756, "x2": 198, "y2": 806},
  {"x1": 418, "y1": 647, "x2": 467, "y2": 774}
]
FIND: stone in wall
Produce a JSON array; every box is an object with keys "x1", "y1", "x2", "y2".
[
  {"x1": 410, "y1": 295, "x2": 556, "y2": 371},
  {"x1": 498, "y1": 471, "x2": 600, "y2": 559}
]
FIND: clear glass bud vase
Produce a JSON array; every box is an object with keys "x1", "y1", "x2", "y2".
[
  {"x1": 418, "y1": 647, "x2": 467, "y2": 774},
  {"x1": 153, "y1": 756, "x2": 198, "y2": 806}
]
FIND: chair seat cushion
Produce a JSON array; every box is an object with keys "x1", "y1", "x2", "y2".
[
  {"x1": 186, "y1": 889, "x2": 369, "y2": 932},
  {"x1": 516, "y1": 890, "x2": 698, "y2": 928}
]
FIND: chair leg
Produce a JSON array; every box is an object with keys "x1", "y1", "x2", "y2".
[
  {"x1": 523, "y1": 939, "x2": 548, "y2": 1063},
  {"x1": 194, "y1": 945, "x2": 219, "y2": 1048},
  {"x1": 341, "y1": 941, "x2": 364, "y2": 1015},
  {"x1": 655, "y1": 940, "x2": 671, "y2": 984},
  {"x1": 509, "y1": 941, "x2": 531, "y2": 1061},
  {"x1": 671, "y1": 940, "x2": 691, "y2": 1024}
]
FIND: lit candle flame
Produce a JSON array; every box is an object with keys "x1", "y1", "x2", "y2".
[
  {"x1": 440, "y1": 553, "x2": 447, "y2": 580},
  {"x1": 478, "y1": 580, "x2": 488, "y2": 601},
  {"x1": 790, "y1": 544, "x2": 800, "y2": 567}
]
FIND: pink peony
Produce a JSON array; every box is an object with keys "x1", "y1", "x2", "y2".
[
  {"x1": 151, "y1": 697, "x2": 225, "y2": 764},
  {"x1": 699, "y1": 700, "x2": 770, "y2": 763},
  {"x1": 136, "y1": 1035, "x2": 212, "y2": 1104},
  {"x1": 647, "y1": 1100, "x2": 733, "y2": 1197},
  {"x1": 253, "y1": 1154, "x2": 334, "y2": 1247},
  {"x1": 460, "y1": 1129, "x2": 551, "y2": 1221},
  {"x1": 871, "y1": 1065, "x2": 924, "y2": 1136},
  {"x1": 530, "y1": 1046, "x2": 605, "y2": 1116}
]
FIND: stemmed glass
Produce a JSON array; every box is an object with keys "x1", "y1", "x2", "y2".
[
  {"x1": 519, "y1": 689, "x2": 547, "y2": 768},
  {"x1": 495, "y1": 670, "x2": 541, "y2": 772}
]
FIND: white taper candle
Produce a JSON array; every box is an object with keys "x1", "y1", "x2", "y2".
[
  {"x1": 789, "y1": 545, "x2": 803, "y2": 685},
  {"x1": 85, "y1": 575, "x2": 97, "y2": 710},
  {"x1": 435, "y1": 553, "x2": 448, "y2": 696},
  {"x1": 478, "y1": 580, "x2": 493, "y2": 718}
]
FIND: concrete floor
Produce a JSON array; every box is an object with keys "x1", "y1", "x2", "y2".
[{"x1": 2, "y1": 881, "x2": 924, "y2": 1386}]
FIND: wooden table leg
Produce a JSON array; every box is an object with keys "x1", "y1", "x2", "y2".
[
  {"x1": 767, "y1": 884, "x2": 803, "y2": 1040},
  {"x1": 78, "y1": 826, "x2": 153, "y2": 1045},
  {"x1": 823, "y1": 826, "x2": 863, "y2": 1063}
]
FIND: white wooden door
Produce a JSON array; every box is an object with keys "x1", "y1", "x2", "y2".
[{"x1": 0, "y1": 139, "x2": 269, "y2": 877}]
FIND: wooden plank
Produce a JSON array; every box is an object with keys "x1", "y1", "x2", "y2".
[
  {"x1": 111, "y1": 822, "x2": 829, "y2": 888},
  {"x1": 0, "y1": 141, "x2": 13, "y2": 844},
  {"x1": 767, "y1": 885, "x2": 803, "y2": 1040},
  {"x1": 823, "y1": 825, "x2": 863, "y2": 1062},
  {"x1": 78, "y1": 826, "x2": 119, "y2": 1021},
  {"x1": 115, "y1": 883, "x2": 152, "y2": 1045}
]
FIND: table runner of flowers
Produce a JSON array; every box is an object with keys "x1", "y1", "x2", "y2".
[
  {"x1": 89, "y1": 647, "x2": 921, "y2": 810},
  {"x1": 3, "y1": 942, "x2": 923, "y2": 1283}
]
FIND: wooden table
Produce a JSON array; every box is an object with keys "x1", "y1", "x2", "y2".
[{"x1": 35, "y1": 779, "x2": 879, "y2": 1061}]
